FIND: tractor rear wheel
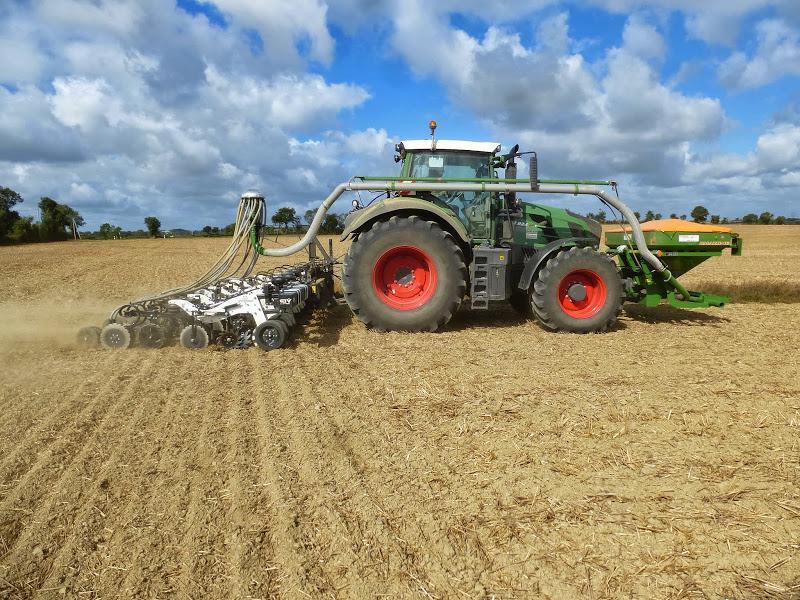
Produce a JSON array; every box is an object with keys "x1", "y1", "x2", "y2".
[
  {"x1": 531, "y1": 247, "x2": 622, "y2": 333},
  {"x1": 343, "y1": 216, "x2": 467, "y2": 332}
]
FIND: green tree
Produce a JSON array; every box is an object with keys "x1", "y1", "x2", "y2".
[
  {"x1": 633, "y1": 211, "x2": 641, "y2": 222},
  {"x1": 587, "y1": 210, "x2": 607, "y2": 223},
  {"x1": 654, "y1": 213, "x2": 662, "y2": 220},
  {"x1": 758, "y1": 211, "x2": 773, "y2": 224},
  {"x1": 721, "y1": 217, "x2": 729, "y2": 224},
  {"x1": 222, "y1": 223, "x2": 235, "y2": 235},
  {"x1": 0, "y1": 186, "x2": 24, "y2": 241},
  {"x1": 644, "y1": 210, "x2": 655, "y2": 221},
  {"x1": 9, "y1": 216, "x2": 38, "y2": 242},
  {"x1": 271, "y1": 207, "x2": 298, "y2": 231},
  {"x1": 742, "y1": 213, "x2": 758, "y2": 224},
  {"x1": 319, "y1": 213, "x2": 345, "y2": 234},
  {"x1": 304, "y1": 209, "x2": 315, "y2": 226},
  {"x1": 690, "y1": 205, "x2": 709, "y2": 223},
  {"x1": 144, "y1": 216, "x2": 161, "y2": 237},
  {"x1": 202, "y1": 225, "x2": 213, "y2": 236},
  {"x1": 775, "y1": 215, "x2": 786, "y2": 225},
  {"x1": 710, "y1": 214, "x2": 720, "y2": 224},
  {"x1": 39, "y1": 197, "x2": 84, "y2": 241},
  {"x1": 98, "y1": 223, "x2": 115, "y2": 239},
  {"x1": 670, "y1": 213, "x2": 678, "y2": 219}
]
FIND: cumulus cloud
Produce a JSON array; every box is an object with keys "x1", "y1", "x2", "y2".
[
  {"x1": 0, "y1": 0, "x2": 378, "y2": 229},
  {"x1": 718, "y1": 19, "x2": 800, "y2": 90},
  {"x1": 391, "y1": 7, "x2": 724, "y2": 184},
  {"x1": 203, "y1": 0, "x2": 335, "y2": 66}
]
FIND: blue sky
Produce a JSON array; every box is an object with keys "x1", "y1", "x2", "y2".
[{"x1": 1, "y1": 0, "x2": 799, "y2": 229}]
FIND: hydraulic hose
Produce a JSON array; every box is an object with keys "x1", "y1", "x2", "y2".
[{"x1": 255, "y1": 180, "x2": 671, "y2": 279}]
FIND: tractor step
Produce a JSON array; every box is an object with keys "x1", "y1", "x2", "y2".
[{"x1": 469, "y1": 247, "x2": 510, "y2": 310}]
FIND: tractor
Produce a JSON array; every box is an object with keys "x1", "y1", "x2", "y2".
[{"x1": 333, "y1": 122, "x2": 741, "y2": 333}]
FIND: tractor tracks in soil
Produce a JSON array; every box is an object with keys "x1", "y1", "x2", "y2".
[
  {"x1": 260, "y1": 351, "x2": 475, "y2": 598},
  {"x1": 0, "y1": 352, "x2": 168, "y2": 596},
  {"x1": 0, "y1": 352, "x2": 121, "y2": 482}
]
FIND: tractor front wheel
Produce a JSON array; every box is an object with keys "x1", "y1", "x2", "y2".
[
  {"x1": 343, "y1": 216, "x2": 467, "y2": 332},
  {"x1": 531, "y1": 247, "x2": 622, "y2": 333}
]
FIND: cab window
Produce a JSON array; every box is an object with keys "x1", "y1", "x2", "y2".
[{"x1": 408, "y1": 151, "x2": 492, "y2": 237}]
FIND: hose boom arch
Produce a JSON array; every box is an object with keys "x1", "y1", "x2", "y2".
[{"x1": 253, "y1": 180, "x2": 666, "y2": 273}]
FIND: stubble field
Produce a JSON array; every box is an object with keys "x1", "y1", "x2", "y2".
[{"x1": 0, "y1": 225, "x2": 798, "y2": 599}]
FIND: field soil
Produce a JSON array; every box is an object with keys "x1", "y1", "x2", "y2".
[{"x1": 0, "y1": 225, "x2": 798, "y2": 599}]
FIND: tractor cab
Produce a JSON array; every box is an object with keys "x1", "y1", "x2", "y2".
[{"x1": 396, "y1": 139, "x2": 500, "y2": 240}]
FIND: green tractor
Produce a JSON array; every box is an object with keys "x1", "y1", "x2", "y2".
[
  {"x1": 257, "y1": 122, "x2": 741, "y2": 334},
  {"x1": 252, "y1": 121, "x2": 742, "y2": 333}
]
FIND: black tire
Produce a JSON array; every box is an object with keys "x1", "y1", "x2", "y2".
[
  {"x1": 253, "y1": 320, "x2": 287, "y2": 351},
  {"x1": 100, "y1": 323, "x2": 131, "y2": 349},
  {"x1": 342, "y1": 215, "x2": 467, "y2": 332},
  {"x1": 179, "y1": 324, "x2": 209, "y2": 349},
  {"x1": 508, "y1": 289, "x2": 532, "y2": 317},
  {"x1": 77, "y1": 326, "x2": 101, "y2": 349},
  {"x1": 531, "y1": 247, "x2": 622, "y2": 333}
]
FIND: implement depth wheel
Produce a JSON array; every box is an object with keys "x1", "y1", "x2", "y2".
[
  {"x1": 179, "y1": 324, "x2": 209, "y2": 350},
  {"x1": 77, "y1": 326, "x2": 102, "y2": 349},
  {"x1": 100, "y1": 323, "x2": 131, "y2": 350},
  {"x1": 253, "y1": 320, "x2": 287, "y2": 351},
  {"x1": 532, "y1": 247, "x2": 622, "y2": 333},
  {"x1": 342, "y1": 216, "x2": 467, "y2": 332}
]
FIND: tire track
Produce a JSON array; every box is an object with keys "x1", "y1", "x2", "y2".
[
  {"x1": 167, "y1": 370, "x2": 215, "y2": 599},
  {"x1": 231, "y1": 375, "x2": 283, "y2": 600},
  {"x1": 220, "y1": 364, "x2": 250, "y2": 599},
  {"x1": 263, "y1": 361, "x2": 396, "y2": 596},
  {"x1": 0, "y1": 352, "x2": 122, "y2": 484},
  {"x1": 0, "y1": 354, "x2": 169, "y2": 595},
  {"x1": 239, "y1": 350, "x2": 320, "y2": 598},
  {"x1": 172, "y1": 364, "x2": 232, "y2": 599},
  {"x1": 0, "y1": 354, "x2": 155, "y2": 558},
  {"x1": 274, "y1": 354, "x2": 465, "y2": 598},
  {"x1": 312, "y1": 360, "x2": 499, "y2": 597},
  {"x1": 49, "y1": 356, "x2": 193, "y2": 596}
]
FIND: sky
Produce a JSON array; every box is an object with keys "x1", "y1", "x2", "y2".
[{"x1": 1, "y1": 0, "x2": 799, "y2": 230}]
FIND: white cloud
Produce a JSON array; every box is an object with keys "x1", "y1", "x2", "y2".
[
  {"x1": 204, "y1": 0, "x2": 335, "y2": 66},
  {"x1": 203, "y1": 66, "x2": 370, "y2": 130},
  {"x1": 0, "y1": 1, "x2": 377, "y2": 229},
  {"x1": 718, "y1": 19, "x2": 800, "y2": 90},
  {"x1": 622, "y1": 14, "x2": 666, "y2": 59}
]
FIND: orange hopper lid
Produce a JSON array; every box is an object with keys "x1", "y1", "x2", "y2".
[{"x1": 606, "y1": 218, "x2": 732, "y2": 233}]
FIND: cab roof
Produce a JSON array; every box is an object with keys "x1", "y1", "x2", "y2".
[{"x1": 400, "y1": 140, "x2": 501, "y2": 154}]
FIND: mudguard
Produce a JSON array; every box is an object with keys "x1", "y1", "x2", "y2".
[
  {"x1": 341, "y1": 196, "x2": 470, "y2": 245},
  {"x1": 517, "y1": 237, "x2": 598, "y2": 291}
]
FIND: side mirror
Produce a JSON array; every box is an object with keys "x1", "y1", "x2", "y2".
[{"x1": 530, "y1": 153, "x2": 539, "y2": 191}]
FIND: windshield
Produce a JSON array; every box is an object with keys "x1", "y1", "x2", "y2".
[{"x1": 408, "y1": 151, "x2": 491, "y2": 180}]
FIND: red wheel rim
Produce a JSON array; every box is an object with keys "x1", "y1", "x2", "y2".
[
  {"x1": 557, "y1": 269, "x2": 607, "y2": 318},
  {"x1": 372, "y1": 245, "x2": 437, "y2": 310}
]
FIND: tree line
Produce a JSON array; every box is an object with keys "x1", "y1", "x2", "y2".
[
  {"x1": 0, "y1": 184, "x2": 347, "y2": 244},
  {"x1": 0, "y1": 187, "x2": 86, "y2": 243},
  {"x1": 585, "y1": 205, "x2": 792, "y2": 225}
]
